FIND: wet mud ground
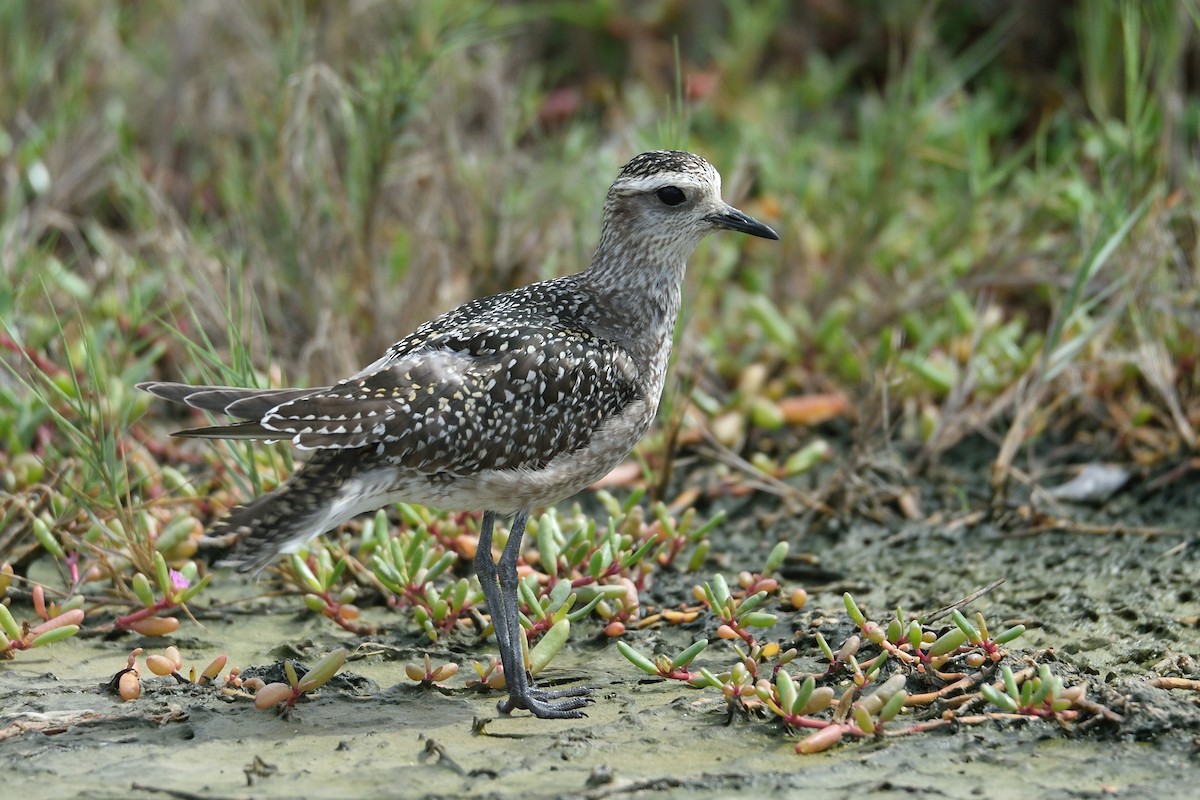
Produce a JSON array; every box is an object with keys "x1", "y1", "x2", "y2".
[{"x1": 2, "y1": 443, "x2": 1199, "y2": 799}]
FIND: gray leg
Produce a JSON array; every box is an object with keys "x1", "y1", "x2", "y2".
[
  {"x1": 475, "y1": 509, "x2": 591, "y2": 718},
  {"x1": 474, "y1": 512, "x2": 512, "y2": 663}
]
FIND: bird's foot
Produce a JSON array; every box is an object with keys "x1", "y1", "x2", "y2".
[{"x1": 498, "y1": 684, "x2": 593, "y2": 719}]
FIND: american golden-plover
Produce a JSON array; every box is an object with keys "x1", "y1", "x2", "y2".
[{"x1": 139, "y1": 150, "x2": 779, "y2": 718}]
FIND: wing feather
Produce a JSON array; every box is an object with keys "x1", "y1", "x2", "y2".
[
  {"x1": 142, "y1": 279, "x2": 642, "y2": 476},
  {"x1": 261, "y1": 326, "x2": 640, "y2": 474}
]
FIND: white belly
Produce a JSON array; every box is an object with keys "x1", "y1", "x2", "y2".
[{"x1": 338, "y1": 398, "x2": 653, "y2": 519}]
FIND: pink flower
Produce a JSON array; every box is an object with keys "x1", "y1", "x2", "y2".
[{"x1": 169, "y1": 570, "x2": 190, "y2": 591}]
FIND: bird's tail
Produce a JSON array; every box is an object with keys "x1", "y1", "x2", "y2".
[
  {"x1": 208, "y1": 450, "x2": 367, "y2": 573},
  {"x1": 140, "y1": 381, "x2": 375, "y2": 573}
]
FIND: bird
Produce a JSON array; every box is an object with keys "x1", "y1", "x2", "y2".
[{"x1": 138, "y1": 150, "x2": 779, "y2": 719}]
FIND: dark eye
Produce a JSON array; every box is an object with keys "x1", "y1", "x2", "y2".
[{"x1": 655, "y1": 186, "x2": 686, "y2": 206}]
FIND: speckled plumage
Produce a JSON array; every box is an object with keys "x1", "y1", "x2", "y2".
[{"x1": 139, "y1": 150, "x2": 778, "y2": 719}]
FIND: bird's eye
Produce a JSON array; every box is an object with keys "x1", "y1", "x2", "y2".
[{"x1": 655, "y1": 186, "x2": 687, "y2": 206}]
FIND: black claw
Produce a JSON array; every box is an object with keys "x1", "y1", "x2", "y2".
[
  {"x1": 498, "y1": 699, "x2": 588, "y2": 719},
  {"x1": 499, "y1": 685, "x2": 595, "y2": 719}
]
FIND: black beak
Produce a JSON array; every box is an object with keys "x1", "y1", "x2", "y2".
[{"x1": 709, "y1": 204, "x2": 780, "y2": 240}]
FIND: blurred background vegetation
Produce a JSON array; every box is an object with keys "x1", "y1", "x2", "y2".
[{"x1": 2, "y1": 0, "x2": 1198, "y2": 558}]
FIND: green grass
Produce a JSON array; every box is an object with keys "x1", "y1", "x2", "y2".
[{"x1": 1, "y1": 0, "x2": 1197, "y2": 658}]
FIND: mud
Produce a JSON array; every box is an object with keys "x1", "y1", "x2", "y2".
[{"x1": 2, "y1": 444, "x2": 1199, "y2": 799}]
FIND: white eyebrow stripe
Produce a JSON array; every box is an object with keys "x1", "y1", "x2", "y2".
[{"x1": 612, "y1": 175, "x2": 709, "y2": 194}]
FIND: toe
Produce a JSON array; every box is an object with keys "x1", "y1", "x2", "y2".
[{"x1": 498, "y1": 685, "x2": 594, "y2": 719}]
